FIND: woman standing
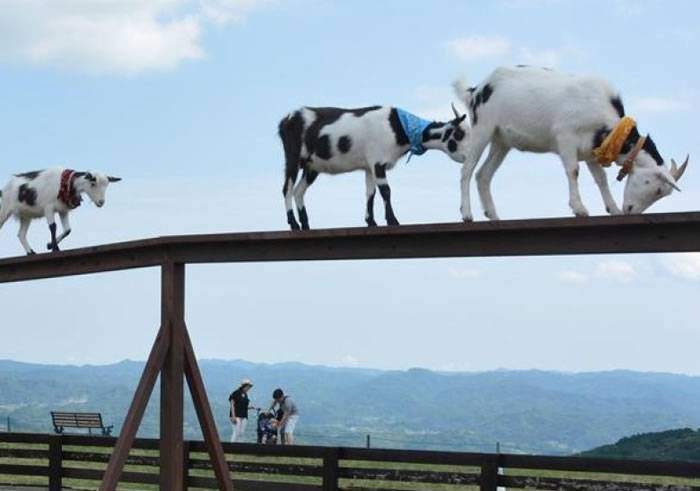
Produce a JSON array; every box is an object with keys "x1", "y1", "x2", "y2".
[{"x1": 229, "y1": 378, "x2": 253, "y2": 443}]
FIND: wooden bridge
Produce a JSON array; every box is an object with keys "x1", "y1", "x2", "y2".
[{"x1": 1, "y1": 212, "x2": 699, "y2": 490}]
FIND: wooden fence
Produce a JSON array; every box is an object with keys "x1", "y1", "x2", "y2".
[
  {"x1": 2, "y1": 432, "x2": 700, "y2": 491},
  {"x1": 2, "y1": 212, "x2": 700, "y2": 490}
]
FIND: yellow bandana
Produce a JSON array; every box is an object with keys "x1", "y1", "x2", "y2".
[{"x1": 593, "y1": 116, "x2": 637, "y2": 166}]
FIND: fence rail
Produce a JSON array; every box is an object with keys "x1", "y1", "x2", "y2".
[{"x1": 2, "y1": 432, "x2": 700, "y2": 491}]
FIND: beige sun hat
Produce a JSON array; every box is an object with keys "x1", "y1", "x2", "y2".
[{"x1": 240, "y1": 378, "x2": 253, "y2": 388}]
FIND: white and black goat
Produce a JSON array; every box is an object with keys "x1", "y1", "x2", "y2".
[
  {"x1": 452, "y1": 66, "x2": 688, "y2": 221},
  {"x1": 0, "y1": 167, "x2": 121, "y2": 255},
  {"x1": 278, "y1": 106, "x2": 470, "y2": 230}
]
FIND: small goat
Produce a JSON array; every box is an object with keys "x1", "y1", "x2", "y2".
[
  {"x1": 0, "y1": 167, "x2": 121, "y2": 255},
  {"x1": 278, "y1": 105, "x2": 470, "y2": 230},
  {"x1": 452, "y1": 66, "x2": 688, "y2": 221}
]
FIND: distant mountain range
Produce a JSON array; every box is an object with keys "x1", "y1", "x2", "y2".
[{"x1": 1, "y1": 359, "x2": 699, "y2": 455}]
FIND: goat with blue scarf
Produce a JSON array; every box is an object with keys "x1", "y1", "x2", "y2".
[{"x1": 278, "y1": 104, "x2": 469, "y2": 230}]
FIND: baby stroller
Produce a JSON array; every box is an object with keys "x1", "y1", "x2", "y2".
[{"x1": 256, "y1": 409, "x2": 279, "y2": 444}]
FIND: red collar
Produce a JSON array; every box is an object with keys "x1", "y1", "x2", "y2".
[{"x1": 58, "y1": 169, "x2": 82, "y2": 209}]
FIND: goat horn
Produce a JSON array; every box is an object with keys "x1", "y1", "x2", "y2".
[
  {"x1": 451, "y1": 102, "x2": 461, "y2": 119},
  {"x1": 660, "y1": 172, "x2": 681, "y2": 192},
  {"x1": 670, "y1": 155, "x2": 689, "y2": 181}
]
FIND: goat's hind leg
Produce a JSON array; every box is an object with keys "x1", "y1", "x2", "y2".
[
  {"x1": 283, "y1": 169, "x2": 301, "y2": 230},
  {"x1": 17, "y1": 217, "x2": 35, "y2": 255},
  {"x1": 293, "y1": 169, "x2": 318, "y2": 230},
  {"x1": 364, "y1": 171, "x2": 377, "y2": 227},
  {"x1": 0, "y1": 206, "x2": 10, "y2": 231}
]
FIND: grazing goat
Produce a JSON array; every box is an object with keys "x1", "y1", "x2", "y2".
[
  {"x1": 0, "y1": 167, "x2": 121, "y2": 255},
  {"x1": 452, "y1": 66, "x2": 688, "y2": 221},
  {"x1": 278, "y1": 105, "x2": 470, "y2": 230}
]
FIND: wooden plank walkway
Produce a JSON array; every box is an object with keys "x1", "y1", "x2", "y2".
[{"x1": 1, "y1": 211, "x2": 699, "y2": 283}]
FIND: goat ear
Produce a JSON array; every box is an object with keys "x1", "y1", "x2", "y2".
[
  {"x1": 84, "y1": 172, "x2": 95, "y2": 182},
  {"x1": 107, "y1": 176, "x2": 122, "y2": 183}
]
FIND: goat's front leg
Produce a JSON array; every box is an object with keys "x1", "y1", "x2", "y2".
[
  {"x1": 476, "y1": 142, "x2": 509, "y2": 221},
  {"x1": 364, "y1": 170, "x2": 377, "y2": 227},
  {"x1": 47, "y1": 212, "x2": 72, "y2": 250},
  {"x1": 44, "y1": 207, "x2": 60, "y2": 252},
  {"x1": 585, "y1": 161, "x2": 621, "y2": 215},
  {"x1": 460, "y1": 138, "x2": 490, "y2": 222},
  {"x1": 374, "y1": 163, "x2": 399, "y2": 226},
  {"x1": 17, "y1": 217, "x2": 35, "y2": 255},
  {"x1": 557, "y1": 143, "x2": 588, "y2": 217}
]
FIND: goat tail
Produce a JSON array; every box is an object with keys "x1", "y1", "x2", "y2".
[
  {"x1": 452, "y1": 78, "x2": 473, "y2": 109},
  {"x1": 0, "y1": 190, "x2": 8, "y2": 231}
]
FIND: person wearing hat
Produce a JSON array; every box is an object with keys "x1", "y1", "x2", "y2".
[{"x1": 229, "y1": 378, "x2": 253, "y2": 443}]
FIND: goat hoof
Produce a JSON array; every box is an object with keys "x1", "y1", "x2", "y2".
[
  {"x1": 366, "y1": 219, "x2": 377, "y2": 227},
  {"x1": 288, "y1": 220, "x2": 300, "y2": 231},
  {"x1": 387, "y1": 219, "x2": 400, "y2": 227},
  {"x1": 301, "y1": 223, "x2": 310, "y2": 231},
  {"x1": 27, "y1": 250, "x2": 36, "y2": 256},
  {"x1": 462, "y1": 216, "x2": 474, "y2": 223}
]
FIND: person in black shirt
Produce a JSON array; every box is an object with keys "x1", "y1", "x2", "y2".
[{"x1": 229, "y1": 378, "x2": 253, "y2": 442}]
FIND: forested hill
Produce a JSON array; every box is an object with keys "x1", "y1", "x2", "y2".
[{"x1": 580, "y1": 428, "x2": 700, "y2": 462}]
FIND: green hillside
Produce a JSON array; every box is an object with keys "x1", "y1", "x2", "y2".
[{"x1": 581, "y1": 428, "x2": 700, "y2": 462}]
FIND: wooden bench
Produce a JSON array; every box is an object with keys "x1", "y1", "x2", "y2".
[{"x1": 51, "y1": 411, "x2": 113, "y2": 436}]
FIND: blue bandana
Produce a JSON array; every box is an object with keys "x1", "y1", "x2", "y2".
[{"x1": 396, "y1": 108, "x2": 432, "y2": 159}]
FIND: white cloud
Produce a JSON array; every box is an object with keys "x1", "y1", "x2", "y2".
[
  {"x1": 663, "y1": 254, "x2": 700, "y2": 281},
  {"x1": 594, "y1": 260, "x2": 637, "y2": 283},
  {"x1": 444, "y1": 35, "x2": 511, "y2": 62},
  {"x1": 341, "y1": 355, "x2": 360, "y2": 367},
  {"x1": 444, "y1": 35, "x2": 583, "y2": 70},
  {"x1": 200, "y1": 0, "x2": 272, "y2": 24},
  {"x1": 556, "y1": 271, "x2": 588, "y2": 284},
  {"x1": 0, "y1": 0, "x2": 269, "y2": 74},
  {"x1": 630, "y1": 96, "x2": 693, "y2": 115}
]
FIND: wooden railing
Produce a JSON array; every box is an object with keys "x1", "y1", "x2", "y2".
[
  {"x1": 2, "y1": 212, "x2": 700, "y2": 490},
  {"x1": 2, "y1": 432, "x2": 700, "y2": 491}
]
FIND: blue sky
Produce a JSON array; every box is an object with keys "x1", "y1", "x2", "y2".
[{"x1": 0, "y1": 0, "x2": 699, "y2": 373}]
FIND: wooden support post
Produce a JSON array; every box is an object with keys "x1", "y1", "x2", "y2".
[
  {"x1": 48, "y1": 434, "x2": 62, "y2": 491},
  {"x1": 100, "y1": 261, "x2": 232, "y2": 491},
  {"x1": 184, "y1": 328, "x2": 234, "y2": 491},
  {"x1": 182, "y1": 440, "x2": 191, "y2": 490},
  {"x1": 480, "y1": 455, "x2": 499, "y2": 491},
  {"x1": 100, "y1": 323, "x2": 170, "y2": 491},
  {"x1": 160, "y1": 261, "x2": 186, "y2": 491},
  {"x1": 322, "y1": 447, "x2": 340, "y2": 491}
]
